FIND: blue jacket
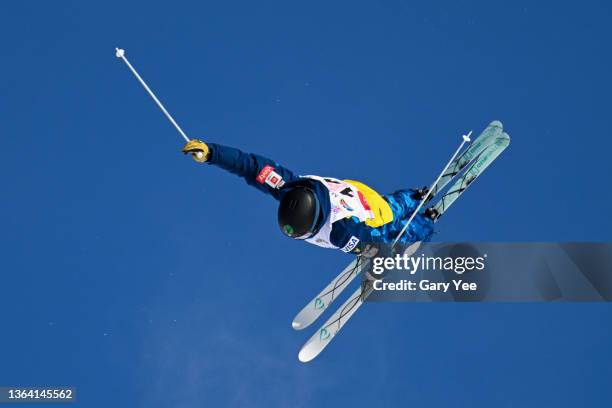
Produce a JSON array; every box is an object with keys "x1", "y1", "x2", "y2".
[{"x1": 206, "y1": 143, "x2": 434, "y2": 252}]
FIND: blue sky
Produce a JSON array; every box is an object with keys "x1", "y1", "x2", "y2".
[{"x1": 1, "y1": 1, "x2": 611, "y2": 407}]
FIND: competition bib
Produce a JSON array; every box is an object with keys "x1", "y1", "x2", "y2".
[
  {"x1": 302, "y1": 175, "x2": 374, "y2": 250},
  {"x1": 304, "y1": 175, "x2": 373, "y2": 223}
]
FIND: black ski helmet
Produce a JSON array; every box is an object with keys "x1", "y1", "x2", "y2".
[{"x1": 278, "y1": 186, "x2": 321, "y2": 239}]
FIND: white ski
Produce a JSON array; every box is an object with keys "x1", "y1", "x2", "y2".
[
  {"x1": 298, "y1": 283, "x2": 370, "y2": 362},
  {"x1": 430, "y1": 120, "x2": 503, "y2": 196},
  {"x1": 292, "y1": 241, "x2": 421, "y2": 331},
  {"x1": 292, "y1": 255, "x2": 371, "y2": 330},
  {"x1": 297, "y1": 126, "x2": 510, "y2": 362},
  {"x1": 429, "y1": 132, "x2": 510, "y2": 220}
]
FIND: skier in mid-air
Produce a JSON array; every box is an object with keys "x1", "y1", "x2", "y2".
[
  {"x1": 181, "y1": 140, "x2": 435, "y2": 254},
  {"x1": 114, "y1": 49, "x2": 510, "y2": 362}
]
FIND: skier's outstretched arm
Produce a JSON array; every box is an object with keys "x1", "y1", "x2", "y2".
[{"x1": 182, "y1": 139, "x2": 300, "y2": 199}]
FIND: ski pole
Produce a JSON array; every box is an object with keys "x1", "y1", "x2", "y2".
[
  {"x1": 391, "y1": 131, "x2": 472, "y2": 248},
  {"x1": 115, "y1": 48, "x2": 199, "y2": 150}
]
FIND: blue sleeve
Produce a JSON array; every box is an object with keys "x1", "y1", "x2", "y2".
[{"x1": 206, "y1": 143, "x2": 300, "y2": 200}]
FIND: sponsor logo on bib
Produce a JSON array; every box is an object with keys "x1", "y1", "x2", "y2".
[
  {"x1": 341, "y1": 236, "x2": 360, "y2": 253},
  {"x1": 339, "y1": 198, "x2": 354, "y2": 212}
]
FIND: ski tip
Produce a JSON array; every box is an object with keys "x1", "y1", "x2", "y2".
[
  {"x1": 292, "y1": 310, "x2": 314, "y2": 330},
  {"x1": 298, "y1": 347, "x2": 316, "y2": 363},
  {"x1": 489, "y1": 120, "x2": 503, "y2": 129}
]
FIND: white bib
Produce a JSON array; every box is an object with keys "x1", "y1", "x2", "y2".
[{"x1": 302, "y1": 176, "x2": 373, "y2": 250}]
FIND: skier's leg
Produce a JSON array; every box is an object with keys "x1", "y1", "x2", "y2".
[
  {"x1": 383, "y1": 189, "x2": 422, "y2": 217},
  {"x1": 402, "y1": 214, "x2": 434, "y2": 243},
  {"x1": 388, "y1": 211, "x2": 434, "y2": 244},
  {"x1": 382, "y1": 190, "x2": 435, "y2": 243}
]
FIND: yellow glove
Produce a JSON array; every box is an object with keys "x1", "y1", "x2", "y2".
[{"x1": 182, "y1": 139, "x2": 210, "y2": 163}]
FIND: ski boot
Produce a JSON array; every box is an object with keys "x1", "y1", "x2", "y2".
[
  {"x1": 424, "y1": 207, "x2": 441, "y2": 221},
  {"x1": 411, "y1": 186, "x2": 433, "y2": 203}
]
